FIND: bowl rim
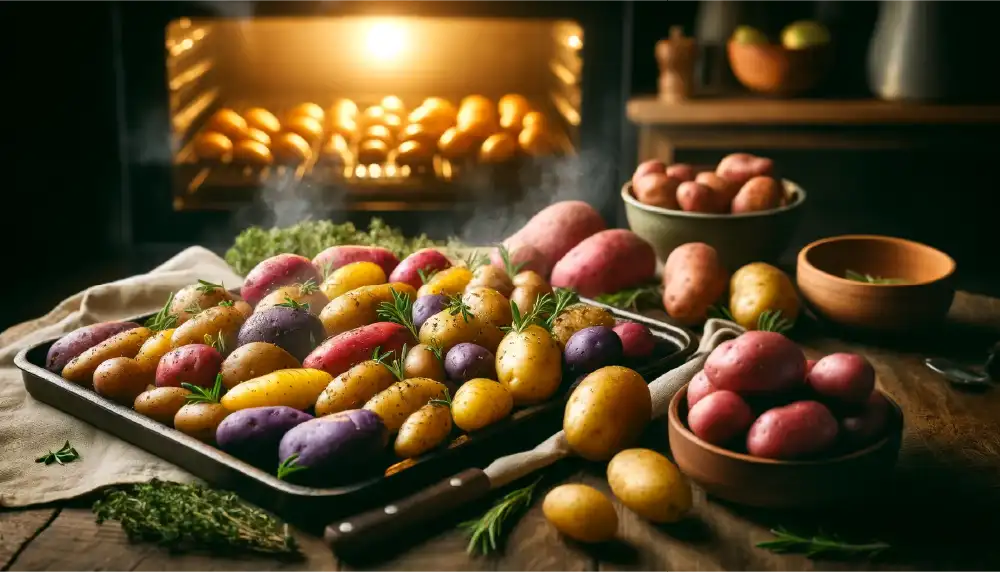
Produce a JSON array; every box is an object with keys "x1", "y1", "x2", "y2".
[
  {"x1": 667, "y1": 383, "x2": 903, "y2": 466},
  {"x1": 622, "y1": 179, "x2": 807, "y2": 219},
  {"x1": 797, "y1": 234, "x2": 957, "y2": 288}
]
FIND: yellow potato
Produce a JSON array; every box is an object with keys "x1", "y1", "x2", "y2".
[
  {"x1": 171, "y1": 305, "x2": 245, "y2": 349},
  {"x1": 219, "y1": 342, "x2": 301, "y2": 390},
  {"x1": 134, "y1": 328, "x2": 176, "y2": 372},
  {"x1": 134, "y1": 387, "x2": 191, "y2": 426},
  {"x1": 462, "y1": 287, "x2": 512, "y2": 326},
  {"x1": 174, "y1": 402, "x2": 230, "y2": 443},
  {"x1": 255, "y1": 282, "x2": 329, "y2": 317},
  {"x1": 607, "y1": 449, "x2": 692, "y2": 524},
  {"x1": 452, "y1": 378, "x2": 513, "y2": 432},
  {"x1": 465, "y1": 266, "x2": 514, "y2": 297},
  {"x1": 93, "y1": 357, "x2": 152, "y2": 405},
  {"x1": 314, "y1": 360, "x2": 397, "y2": 416},
  {"x1": 729, "y1": 262, "x2": 800, "y2": 330},
  {"x1": 221, "y1": 368, "x2": 333, "y2": 411},
  {"x1": 419, "y1": 310, "x2": 504, "y2": 354},
  {"x1": 564, "y1": 366, "x2": 651, "y2": 461},
  {"x1": 403, "y1": 344, "x2": 446, "y2": 382},
  {"x1": 510, "y1": 271, "x2": 553, "y2": 315},
  {"x1": 234, "y1": 300, "x2": 253, "y2": 319},
  {"x1": 513, "y1": 270, "x2": 550, "y2": 289},
  {"x1": 542, "y1": 484, "x2": 618, "y2": 543},
  {"x1": 320, "y1": 283, "x2": 417, "y2": 337},
  {"x1": 417, "y1": 267, "x2": 473, "y2": 297},
  {"x1": 496, "y1": 325, "x2": 562, "y2": 405},
  {"x1": 320, "y1": 261, "x2": 388, "y2": 300},
  {"x1": 363, "y1": 377, "x2": 447, "y2": 433},
  {"x1": 551, "y1": 304, "x2": 616, "y2": 348},
  {"x1": 170, "y1": 282, "x2": 234, "y2": 325},
  {"x1": 62, "y1": 327, "x2": 153, "y2": 384},
  {"x1": 394, "y1": 402, "x2": 452, "y2": 458}
]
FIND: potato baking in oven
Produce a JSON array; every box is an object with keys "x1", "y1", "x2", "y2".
[
  {"x1": 358, "y1": 139, "x2": 390, "y2": 165},
  {"x1": 207, "y1": 109, "x2": 248, "y2": 141},
  {"x1": 479, "y1": 133, "x2": 517, "y2": 163},
  {"x1": 381, "y1": 95, "x2": 406, "y2": 116},
  {"x1": 360, "y1": 105, "x2": 387, "y2": 129},
  {"x1": 396, "y1": 140, "x2": 434, "y2": 168},
  {"x1": 244, "y1": 107, "x2": 281, "y2": 136},
  {"x1": 193, "y1": 132, "x2": 233, "y2": 161},
  {"x1": 272, "y1": 132, "x2": 313, "y2": 165},
  {"x1": 399, "y1": 123, "x2": 439, "y2": 148},
  {"x1": 499, "y1": 94, "x2": 530, "y2": 133},
  {"x1": 328, "y1": 115, "x2": 358, "y2": 141},
  {"x1": 437, "y1": 127, "x2": 478, "y2": 160},
  {"x1": 288, "y1": 102, "x2": 325, "y2": 124},
  {"x1": 522, "y1": 111, "x2": 548, "y2": 130},
  {"x1": 284, "y1": 115, "x2": 324, "y2": 145},
  {"x1": 330, "y1": 98, "x2": 358, "y2": 122},
  {"x1": 232, "y1": 139, "x2": 273, "y2": 166},
  {"x1": 242, "y1": 128, "x2": 271, "y2": 147},
  {"x1": 364, "y1": 124, "x2": 395, "y2": 147},
  {"x1": 518, "y1": 126, "x2": 555, "y2": 156}
]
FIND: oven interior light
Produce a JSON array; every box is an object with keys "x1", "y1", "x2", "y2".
[
  {"x1": 567, "y1": 34, "x2": 582, "y2": 50},
  {"x1": 366, "y1": 21, "x2": 406, "y2": 61}
]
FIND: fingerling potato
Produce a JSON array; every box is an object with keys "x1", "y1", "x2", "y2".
[
  {"x1": 363, "y1": 377, "x2": 448, "y2": 433},
  {"x1": 465, "y1": 266, "x2": 514, "y2": 297},
  {"x1": 321, "y1": 261, "x2": 389, "y2": 300},
  {"x1": 170, "y1": 281, "x2": 234, "y2": 325},
  {"x1": 221, "y1": 368, "x2": 334, "y2": 411},
  {"x1": 417, "y1": 267, "x2": 473, "y2": 297},
  {"x1": 320, "y1": 283, "x2": 417, "y2": 337},
  {"x1": 174, "y1": 402, "x2": 231, "y2": 443},
  {"x1": 304, "y1": 322, "x2": 415, "y2": 377},
  {"x1": 47, "y1": 321, "x2": 140, "y2": 373},
  {"x1": 463, "y1": 287, "x2": 512, "y2": 326},
  {"x1": 155, "y1": 344, "x2": 222, "y2": 388},
  {"x1": 241, "y1": 253, "x2": 323, "y2": 307},
  {"x1": 254, "y1": 282, "x2": 329, "y2": 317},
  {"x1": 451, "y1": 378, "x2": 513, "y2": 432},
  {"x1": 134, "y1": 328, "x2": 176, "y2": 373},
  {"x1": 219, "y1": 342, "x2": 301, "y2": 390},
  {"x1": 394, "y1": 402, "x2": 452, "y2": 458},
  {"x1": 312, "y1": 246, "x2": 400, "y2": 279},
  {"x1": 134, "y1": 387, "x2": 191, "y2": 426},
  {"x1": 62, "y1": 327, "x2": 154, "y2": 384},
  {"x1": 315, "y1": 359, "x2": 398, "y2": 416},
  {"x1": 171, "y1": 305, "x2": 246, "y2": 350},
  {"x1": 94, "y1": 357, "x2": 152, "y2": 405},
  {"x1": 389, "y1": 249, "x2": 453, "y2": 291}
]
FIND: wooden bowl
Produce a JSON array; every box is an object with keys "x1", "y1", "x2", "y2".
[
  {"x1": 667, "y1": 385, "x2": 903, "y2": 509},
  {"x1": 622, "y1": 180, "x2": 806, "y2": 271},
  {"x1": 727, "y1": 41, "x2": 831, "y2": 97},
  {"x1": 797, "y1": 235, "x2": 956, "y2": 334}
]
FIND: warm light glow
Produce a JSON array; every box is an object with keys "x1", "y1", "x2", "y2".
[
  {"x1": 355, "y1": 165, "x2": 366, "y2": 178},
  {"x1": 366, "y1": 21, "x2": 406, "y2": 61},
  {"x1": 369, "y1": 164, "x2": 383, "y2": 178},
  {"x1": 567, "y1": 34, "x2": 582, "y2": 50}
]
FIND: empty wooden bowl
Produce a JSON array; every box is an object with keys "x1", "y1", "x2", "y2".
[
  {"x1": 797, "y1": 235, "x2": 956, "y2": 334},
  {"x1": 667, "y1": 385, "x2": 903, "y2": 509},
  {"x1": 727, "y1": 41, "x2": 831, "y2": 97}
]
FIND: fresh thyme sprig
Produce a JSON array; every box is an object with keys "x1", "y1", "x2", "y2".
[
  {"x1": 145, "y1": 292, "x2": 179, "y2": 332},
  {"x1": 276, "y1": 453, "x2": 307, "y2": 481},
  {"x1": 218, "y1": 300, "x2": 235, "y2": 308},
  {"x1": 496, "y1": 244, "x2": 526, "y2": 278},
  {"x1": 845, "y1": 270, "x2": 907, "y2": 285},
  {"x1": 446, "y1": 294, "x2": 475, "y2": 323},
  {"x1": 182, "y1": 374, "x2": 223, "y2": 404},
  {"x1": 196, "y1": 279, "x2": 225, "y2": 293},
  {"x1": 319, "y1": 261, "x2": 335, "y2": 280},
  {"x1": 274, "y1": 296, "x2": 310, "y2": 312},
  {"x1": 595, "y1": 284, "x2": 662, "y2": 312},
  {"x1": 185, "y1": 302, "x2": 203, "y2": 315},
  {"x1": 756, "y1": 527, "x2": 890, "y2": 560},
  {"x1": 376, "y1": 287, "x2": 418, "y2": 338},
  {"x1": 298, "y1": 280, "x2": 319, "y2": 295},
  {"x1": 380, "y1": 344, "x2": 409, "y2": 381},
  {"x1": 464, "y1": 250, "x2": 489, "y2": 272},
  {"x1": 92, "y1": 479, "x2": 299, "y2": 556},
  {"x1": 203, "y1": 330, "x2": 227, "y2": 354},
  {"x1": 460, "y1": 477, "x2": 542, "y2": 556},
  {"x1": 35, "y1": 441, "x2": 81, "y2": 465}
]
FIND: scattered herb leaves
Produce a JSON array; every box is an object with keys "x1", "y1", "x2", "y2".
[
  {"x1": 708, "y1": 305, "x2": 736, "y2": 322},
  {"x1": 184, "y1": 302, "x2": 203, "y2": 315},
  {"x1": 196, "y1": 279, "x2": 224, "y2": 293},
  {"x1": 427, "y1": 343, "x2": 444, "y2": 362},
  {"x1": 460, "y1": 477, "x2": 542, "y2": 555},
  {"x1": 542, "y1": 288, "x2": 579, "y2": 330},
  {"x1": 495, "y1": 244, "x2": 526, "y2": 278},
  {"x1": 376, "y1": 287, "x2": 418, "y2": 338},
  {"x1": 446, "y1": 294, "x2": 475, "y2": 323},
  {"x1": 756, "y1": 527, "x2": 890, "y2": 560},
  {"x1": 428, "y1": 388, "x2": 452, "y2": 408},
  {"x1": 203, "y1": 331, "x2": 227, "y2": 354},
  {"x1": 218, "y1": 299, "x2": 235, "y2": 307},
  {"x1": 595, "y1": 284, "x2": 662, "y2": 313},
  {"x1": 35, "y1": 441, "x2": 81, "y2": 465},
  {"x1": 506, "y1": 295, "x2": 550, "y2": 334},
  {"x1": 145, "y1": 292, "x2": 178, "y2": 332},
  {"x1": 464, "y1": 250, "x2": 488, "y2": 272},
  {"x1": 274, "y1": 296, "x2": 310, "y2": 312},
  {"x1": 298, "y1": 280, "x2": 319, "y2": 295},
  {"x1": 380, "y1": 344, "x2": 409, "y2": 381},
  {"x1": 276, "y1": 454, "x2": 307, "y2": 481},
  {"x1": 182, "y1": 374, "x2": 223, "y2": 404},
  {"x1": 845, "y1": 270, "x2": 907, "y2": 285},
  {"x1": 319, "y1": 261, "x2": 335, "y2": 281}
]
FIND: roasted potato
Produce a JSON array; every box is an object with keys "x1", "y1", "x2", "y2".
[
  {"x1": 551, "y1": 304, "x2": 616, "y2": 348},
  {"x1": 358, "y1": 139, "x2": 390, "y2": 164},
  {"x1": 134, "y1": 387, "x2": 191, "y2": 426},
  {"x1": 359, "y1": 105, "x2": 387, "y2": 129},
  {"x1": 272, "y1": 132, "x2": 313, "y2": 165},
  {"x1": 94, "y1": 357, "x2": 152, "y2": 405},
  {"x1": 216, "y1": 406, "x2": 313, "y2": 467},
  {"x1": 221, "y1": 368, "x2": 333, "y2": 411},
  {"x1": 438, "y1": 127, "x2": 477, "y2": 159},
  {"x1": 219, "y1": 342, "x2": 301, "y2": 390},
  {"x1": 399, "y1": 123, "x2": 439, "y2": 148},
  {"x1": 169, "y1": 281, "x2": 234, "y2": 325},
  {"x1": 328, "y1": 116, "x2": 358, "y2": 141},
  {"x1": 174, "y1": 402, "x2": 230, "y2": 443},
  {"x1": 394, "y1": 402, "x2": 452, "y2": 458},
  {"x1": 479, "y1": 133, "x2": 517, "y2": 163},
  {"x1": 303, "y1": 322, "x2": 415, "y2": 378},
  {"x1": 62, "y1": 327, "x2": 154, "y2": 384},
  {"x1": 242, "y1": 253, "x2": 323, "y2": 307},
  {"x1": 542, "y1": 484, "x2": 618, "y2": 543},
  {"x1": 244, "y1": 107, "x2": 281, "y2": 136},
  {"x1": 404, "y1": 344, "x2": 446, "y2": 382},
  {"x1": 419, "y1": 309, "x2": 504, "y2": 355},
  {"x1": 288, "y1": 102, "x2": 325, "y2": 123},
  {"x1": 462, "y1": 286, "x2": 512, "y2": 326},
  {"x1": 365, "y1": 125, "x2": 394, "y2": 147},
  {"x1": 242, "y1": 128, "x2": 271, "y2": 147},
  {"x1": 193, "y1": 132, "x2": 233, "y2": 161},
  {"x1": 389, "y1": 249, "x2": 452, "y2": 291},
  {"x1": 364, "y1": 377, "x2": 448, "y2": 433},
  {"x1": 170, "y1": 304, "x2": 246, "y2": 350},
  {"x1": 412, "y1": 295, "x2": 449, "y2": 331},
  {"x1": 498, "y1": 94, "x2": 530, "y2": 132},
  {"x1": 207, "y1": 109, "x2": 247, "y2": 141},
  {"x1": 133, "y1": 328, "x2": 176, "y2": 372},
  {"x1": 254, "y1": 282, "x2": 329, "y2": 317},
  {"x1": 284, "y1": 116, "x2": 324, "y2": 145},
  {"x1": 320, "y1": 261, "x2": 389, "y2": 300},
  {"x1": 510, "y1": 270, "x2": 552, "y2": 316},
  {"x1": 330, "y1": 99, "x2": 358, "y2": 122},
  {"x1": 418, "y1": 267, "x2": 473, "y2": 298},
  {"x1": 613, "y1": 322, "x2": 656, "y2": 359},
  {"x1": 278, "y1": 410, "x2": 387, "y2": 483},
  {"x1": 232, "y1": 140, "x2": 273, "y2": 166},
  {"x1": 319, "y1": 282, "x2": 417, "y2": 337},
  {"x1": 381, "y1": 95, "x2": 406, "y2": 116},
  {"x1": 47, "y1": 321, "x2": 140, "y2": 373},
  {"x1": 155, "y1": 344, "x2": 222, "y2": 388},
  {"x1": 396, "y1": 140, "x2": 434, "y2": 168},
  {"x1": 237, "y1": 305, "x2": 326, "y2": 362},
  {"x1": 451, "y1": 377, "x2": 512, "y2": 431},
  {"x1": 496, "y1": 324, "x2": 562, "y2": 405},
  {"x1": 564, "y1": 326, "x2": 623, "y2": 377},
  {"x1": 315, "y1": 359, "x2": 398, "y2": 416},
  {"x1": 564, "y1": 366, "x2": 651, "y2": 461},
  {"x1": 444, "y1": 343, "x2": 496, "y2": 383},
  {"x1": 465, "y1": 265, "x2": 514, "y2": 298},
  {"x1": 518, "y1": 125, "x2": 555, "y2": 156}
]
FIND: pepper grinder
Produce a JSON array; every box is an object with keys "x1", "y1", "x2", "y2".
[{"x1": 656, "y1": 27, "x2": 698, "y2": 102}]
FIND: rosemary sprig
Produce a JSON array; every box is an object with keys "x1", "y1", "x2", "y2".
[
  {"x1": 845, "y1": 270, "x2": 907, "y2": 285},
  {"x1": 417, "y1": 268, "x2": 440, "y2": 285},
  {"x1": 446, "y1": 294, "x2": 475, "y2": 323},
  {"x1": 381, "y1": 344, "x2": 409, "y2": 381},
  {"x1": 182, "y1": 374, "x2": 223, "y2": 404},
  {"x1": 757, "y1": 310, "x2": 793, "y2": 334},
  {"x1": 542, "y1": 288, "x2": 579, "y2": 330},
  {"x1": 92, "y1": 479, "x2": 299, "y2": 555},
  {"x1": 319, "y1": 261, "x2": 335, "y2": 280},
  {"x1": 203, "y1": 330, "x2": 227, "y2": 354},
  {"x1": 35, "y1": 441, "x2": 81, "y2": 465},
  {"x1": 298, "y1": 279, "x2": 319, "y2": 295},
  {"x1": 756, "y1": 527, "x2": 890, "y2": 560},
  {"x1": 427, "y1": 343, "x2": 444, "y2": 362},
  {"x1": 276, "y1": 453, "x2": 307, "y2": 481},
  {"x1": 460, "y1": 477, "x2": 542, "y2": 555},
  {"x1": 145, "y1": 292, "x2": 178, "y2": 332},
  {"x1": 464, "y1": 250, "x2": 488, "y2": 272},
  {"x1": 496, "y1": 244, "x2": 526, "y2": 278},
  {"x1": 505, "y1": 296, "x2": 550, "y2": 334},
  {"x1": 275, "y1": 296, "x2": 310, "y2": 312},
  {"x1": 218, "y1": 300, "x2": 235, "y2": 308},
  {"x1": 595, "y1": 284, "x2": 662, "y2": 313},
  {"x1": 371, "y1": 346, "x2": 395, "y2": 364},
  {"x1": 376, "y1": 287, "x2": 418, "y2": 338},
  {"x1": 708, "y1": 304, "x2": 736, "y2": 322},
  {"x1": 428, "y1": 388, "x2": 452, "y2": 408},
  {"x1": 184, "y1": 302, "x2": 203, "y2": 315},
  {"x1": 196, "y1": 279, "x2": 225, "y2": 293}
]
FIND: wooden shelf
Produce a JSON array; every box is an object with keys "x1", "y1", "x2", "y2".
[{"x1": 627, "y1": 97, "x2": 1000, "y2": 126}]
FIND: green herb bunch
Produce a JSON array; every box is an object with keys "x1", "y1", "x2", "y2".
[{"x1": 460, "y1": 477, "x2": 541, "y2": 555}]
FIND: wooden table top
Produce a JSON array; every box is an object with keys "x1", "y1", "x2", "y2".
[{"x1": 3, "y1": 291, "x2": 1000, "y2": 571}]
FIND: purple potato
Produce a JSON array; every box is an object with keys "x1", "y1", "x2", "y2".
[
  {"x1": 564, "y1": 326, "x2": 624, "y2": 376},
  {"x1": 278, "y1": 409, "x2": 387, "y2": 483},
  {"x1": 237, "y1": 305, "x2": 326, "y2": 362},
  {"x1": 46, "y1": 321, "x2": 141, "y2": 372},
  {"x1": 216, "y1": 406, "x2": 313, "y2": 468},
  {"x1": 412, "y1": 295, "x2": 449, "y2": 330},
  {"x1": 444, "y1": 343, "x2": 496, "y2": 383}
]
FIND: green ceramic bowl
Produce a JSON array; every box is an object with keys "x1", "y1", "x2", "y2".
[{"x1": 622, "y1": 180, "x2": 807, "y2": 270}]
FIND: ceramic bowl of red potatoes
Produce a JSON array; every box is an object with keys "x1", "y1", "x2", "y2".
[
  {"x1": 623, "y1": 153, "x2": 806, "y2": 269},
  {"x1": 668, "y1": 331, "x2": 903, "y2": 509}
]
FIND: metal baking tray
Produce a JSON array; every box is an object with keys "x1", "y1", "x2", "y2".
[{"x1": 16, "y1": 299, "x2": 693, "y2": 529}]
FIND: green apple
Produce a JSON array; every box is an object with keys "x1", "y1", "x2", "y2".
[
  {"x1": 731, "y1": 26, "x2": 769, "y2": 46},
  {"x1": 780, "y1": 20, "x2": 830, "y2": 49}
]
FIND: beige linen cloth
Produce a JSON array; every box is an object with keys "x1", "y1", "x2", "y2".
[{"x1": 0, "y1": 246, "x2": 243, "y2": 507}]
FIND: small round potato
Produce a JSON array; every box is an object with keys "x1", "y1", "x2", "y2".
[
  {"x1": 607, "y1": 449, "x2": 692, "y2": 523},
  {"x1": 272, "y1": 132, "x2": 313, "y2": 165},
  {"x1": 451, "y1": 378, "x2": 512, "y2": 432},
  {"x1": 445, "y1": 343, "x2": 496, "y2": 383},
  {"x1": 564, "y1": 366, "x2": 651, "y2": 461},
  {"x1": 394, "y1": 402, "x2": 452, "y2": 458},
  {"x1": 134, "y1": 328, "x2": 177, "y2": 373},
  {"x1": 232, "y1": 140, "x2": 273, "y2": 166},
  {"x1": 542, "y1": 484, "x2": 618, "y2": 543},
  {"x1": 396, "y1": 140, "x2": 434, "y2": 168},
  {"x1": 193, "y1": 132, "x2": 232, "y2": 161},
  {"x1": 134, "y1": 387, "x2": 192, "y2": 426},
  {"x1": 404, "y1": 344, "x2": 446, "y2": 382},
  {"x1": 94, "y1": 357, "x2": 152, "y2": 406},
  {"x1": 463, "y1": 287, "x2": 512, "y2": 326},
  {"x1": 732, "y1": 176, "x2": 782, "y2": 213},
  {"x1": 207, "y1": 109, "x2": 248, "y2": 141},
  {"x1": 219, "y1": 341, "x2": 301, "y2": 390},
  {"x1": 320, "y1": 261, "x2": 388, "y2": 301},
  {"x1": 284, "y1": 115, "x2": 324, "y2": 144},
  {"x1": 174, "y1": 402, "x2": 230, "y2": 443},
  {"x1": 688, "y1": 390, "x2": 754, "y2": 445},
  {"x1": 551, "y1": 304, "x2": 616, "y2": 349},
  {"x1": 169, "y1": 282, "x2": 234, "y2": 325},
  {"x1": 465, "y1": 266, "x2": 514, "y2": 297},
  {"x1": 437, "y1": 127, "x2": 477, "y2": 160},
  {"x1": 254, "y1": 282, "x2": 329, "y2": 317},
  {"x1": 418, "y1": 267, "x2": 473, "y2": 298},
  {"x1": 479, "y1": 133, "x2": 518, "y2": 163},
  {"x1": 496, "y1": 325, "x2": 563, "y2": 405},
  {"x1": 633, "y1": 172, "x2": 681, "y2": 210},
  {"x1": 244, "y1": 107, "x2": 281, "y2": 136}
]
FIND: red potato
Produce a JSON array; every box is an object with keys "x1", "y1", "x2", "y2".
[
  {"x1": 694, "y1": 172, "x2": 738, "y2": 212},
  {"x1": 632, "y1": 159, "x2": 666, "y2": 187},
  {"x1": 716, "y1": 153, "x2": 774, "y2": 187},
  {"x1": 550, "y1": 229, "x2": 657, "y2": 298},
  {"x1": 666, "y1": 163, "x2": 696, "y2": 182},
  {"x1": 489, "y1": 244, "x2": 551, "y2": 278},
  {"x1": 687, "y1": 370, "x2": 717, "y2": 409},
  {"x1": 688, "y1": 390, "x2": 754, "y2": 445},
  {"x1": 302, "y1": 322, "x2": 415, "y2": 378},
  {"x1": 676, "y1": 181, "x2": 723, "y2": 213},
  {"x1": 388, "y1": 248, "x2": 452, "y2": 290},
  {"x1": 840, "y1": 391, "x2": 891, "y2": 446},
  {"x1": 807, "y1": 353, "x2": 876, "y2": 405},
  {"x1": 613, "y1": 322, "x2": 656, "y2": 359},
  {"x1": 704, "y1": 331, "x2": 806, "y2": 394},
  {"x1": 502, "y1": 200, "x2": 607, "y2": 275},
  {"x1": 661, "y1": 243, "x2": 728, "y2": 326},
  {"x1": 747, "y1": 400, "x2": 839, "y2": 459},
  {"x1": 732, "y1": 176, "x2": 782, "y2": 214},
  {"x1": 633, "y1": 172, "x2": 681, "y2": 210},
  {"x1": 805, "y1": 358, "x2": 818, "y2": 375},
  {"x1": 312, "y1": 245, "x2": 400, "y2": 278},
  {"x1": 155, "y1": 344, "x2": 223, "y2": 388},
  {"x1": 241, "y1": 253, "x2": 323, "y2": 307}
]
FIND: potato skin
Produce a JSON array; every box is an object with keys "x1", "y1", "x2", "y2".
[
  {"x1": 394, "y1": 403, "x2": 452, "y2": 458},
  {"x1": 633, "y1": 172, "x2": 681, "y2": 209},
  {"x1": 840, "y1": 391, "x2": 890, "y2": 446},
  {"x1": 613, "y1": 322, "x2": 656, "y2": 359},
  {"x1": 419, "y1": 309, "x2": 504, "y2": 354},
  {"x1": 444, "y1": 343, "x2": 496, "y2": 383},
  {"x1": 607, "y1": 449, "x2": 692, "y2": 523},
  {"x1": 563, "y1": 326, "x2": 624, "y2": 377},
  {"x1": 315, "y1": 359, "x2": 398, "y2": 416},
  {"x1": 694, "y1": 172, "x2": 738, "y2": 212},
  {"x1": 219, "y1": 342, "x2": 301, "y2": 390},
  {"x1": 704, "y1": 331, "x2": 805, "y2": 394},
  {"x1": 170, "y1": 283, "x2": 234, "y2": 325},
  {"x1": 363, "y1": 377, "x2": 448, "y2": 433},
  {"x1": 412, "y1": 295, "x2": 449, "y2": 331},
  {"x1": 278, "y1": 410, "x2": 387, "y2": 483},
  {"x1": 134, "y1": 387, "x2": 191, "y2": 426},
  {"x1": 542, "y1": 484, "x2": 618, "y2": 543},
  {"x1": 732, "y1": 176, "x2": 782, "y2": 213},
  {"x1": 155, "y1": 344, "x2": 222, "y2": 388},
  {"x1": 47, "y1": 321, "x2": 140, "y2": 373},
  {"x1": 174, "y1": 402, "x2": 230, "y2": 443},
  {"x1": 62, "y1": 327, "x2": 153, "y2": 384},
  {"x1": 502, "y1": 201, "x2": 606, "y2": 274},
  {"x1": 551, "y1": 304, "x2": 616, "y2": 348},
  {"x1": 662, "y1": 242, "x2": 728, "y2": 326},
  {"x1": 320, "y1": 283, "x2": 417, "y2": 337},
  {"x1": 463, "y1": 287, "x2": 512, "y2": 326},
  {"x1": 215, "y1": 406, "x2": 313, "y2": 466},
  {"x1": 747, "y1": 400, "x2": 838, "y2": 459},
  {"x1": 451, "y1": 378, "x2": 513, "y2": 432},
  {"x1": 510, "y1": 282, "x2": 552, "y2": 316},
  {"x1": 388, "y1": 249, "x2": 452, "y2": 291},
  {"x1": 404, "y1": 344, "x2": 446, "y2": 382},
  {"x1": 237, "y1": 306, "x2": 326, "y2": 362},
  {"x1": 304, "y1": 322, "x2": 415, "y2": 377},
  {"x1": 241, "y1": 253, "x2": 323, "y2": 307},
  {"x1": 94, "y1": 357, "x2": 152, "y2": 405},
  {"x1": 631, "y1": 159, "x2": 665, "y2": 187},
  {"x1": 564, "y1": 366, "x2": 651, "y2": 461},
  {"x1": 313, "y1": 246, "x2": 400, "y2": 279},
  {"x1": 465, "y1": 266, "x2": 514, "y2": 297},
  {"x1": 550, "y1": 229, "x2": 656, "y2": 298},
  {"x1": 255, "y1": 284, "x2": 329, "y2": 318},
  {"x1": 716, "y1": 152, "x2": 774, "y2": 187},
  {"x1": 686, "y1": 370, "x2": 716, "y2": 410},
  {"x1": 418, "y1": 267, "x2": 473, "y2": 297},
  {"x1": 688, "y1": 390, "x2": 754, "y2": 445},
  {"x1": 320, "y1": 261, "x2": 388, "y2": 301},
  {"x1": 134, "y1": 329, "x2": 176, "y2": 373},
  {"x1": 676, "y1": 181, "x2": 723, "y2": 213},
  {"x1": 666, "y1": 163, "x2": 696, "y2": 181},
  {"x1": 496, "y1": 325, "x2": 563, "y2": 405},
  {"x1": 221, "y1": 368, "x2": 333, "y2": 411},
  {"x1": 806, "y1": 353, "x2": 876, "y2": 405},
  {"x1": 729, "y1": 262, "x2": 800, "y2": 330},
  {"x1": 170, "y1": 305, "x2": 246, "y2": 350}
]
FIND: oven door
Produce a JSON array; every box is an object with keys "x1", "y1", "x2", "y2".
[{"x1": 117, "y1": 1, "x2": 628, "y2": 250}]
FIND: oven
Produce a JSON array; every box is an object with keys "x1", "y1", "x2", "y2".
[{"x1": 116, "y1": 1, "x2": 633, "y2": 250}]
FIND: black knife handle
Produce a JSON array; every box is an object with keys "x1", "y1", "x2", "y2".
[{"x1": 325, "y1": 468, "x2": 491, "y2": 557}]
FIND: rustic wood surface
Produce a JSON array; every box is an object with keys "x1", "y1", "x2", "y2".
[{"x1": 3, "y1": 291, "x2": 999, "y2": 571}]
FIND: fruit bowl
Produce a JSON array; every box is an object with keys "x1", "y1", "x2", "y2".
[
  {"x1": 727, "y1": 41, "x2": 831, "y2": 97},
  {"x1": 667, "y1": 384, "x2": 904, "y2": 509}
]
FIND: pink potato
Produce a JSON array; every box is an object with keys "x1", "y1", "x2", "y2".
[
  {"x1": 155, "y1": 344, "x2": 223, "y2": 388},
  {"x1": 489, "y1": 244, "x2": 551, "y2": 277},
  {"x1": 550, "y1": 229, "x2": 656, "y2": 298},
  {"x1": 840, "y1": 390, "x2": 891, "y2": 446},
  {"x1": 676, "y1": 181, "x2": 723, "y2": 213},
  {"x1": 312, "y1": 245, "x2": 400, "y2": 278},
  {"x1": 687, "y1": 370, "x2": 717, "y2": 409},
  {"x1": 661, "y1": 243, "x2": 729, "y2": 326},
  {"x1": 731, "y1": 176, "x2": 782, "y2": 214},
  {"x1": 688, "y1": 390, "x2": 754, "y2": 445},
  {"x1": 303, "y1": 322, "x2": 416, "y2": 378},
  {"x1": 666, "y1": 163, "x2": 696, "y2": 182},
  {"x1": 716, "y1": 153, "x2": 774, "y2": 187},
  {"x1": 633, "y1": 172, "x2": 681, "y2": 210},
  {"x1": 632, "y1": 159, "x2": 666, "y2": 187},
  {"x1": 807, "y1": 353, "x2": 876, "y2": 405},
  {"x1": 613, "y1": 322, "x2": 656, "y2": 359},
  {"x1": 704, "y1": 331, "x2": 806, "y2": 394},
  {"x1": 694, "y1": 172, "x2": 738, "y2": 212},
  {"x1": 241, "y1": 253, "x2": 322, "y2": 307},
  {"x1": 388, "y1": 248, "x2": 452, "y2": 290},
  {"x1": 805, "y1": 358, "x2": 818, "y2": 375},
  {"x1": 747, "y1": 401, "x2": 839, "y2": 460},
  {"x1": 502, "y1": 200, "x2": 607, "y2": 275}
]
